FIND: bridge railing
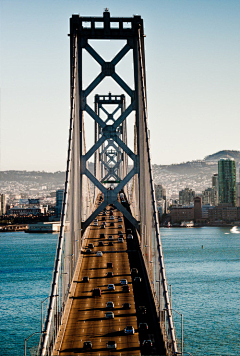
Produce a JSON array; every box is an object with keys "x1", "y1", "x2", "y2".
[{"x1": 37, "y1": 31, "x2": 93, "y2": 356}]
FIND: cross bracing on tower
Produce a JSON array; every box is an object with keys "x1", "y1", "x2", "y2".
[{"x1": 38, "y1": 10, "x2": 178, "y2": 356}]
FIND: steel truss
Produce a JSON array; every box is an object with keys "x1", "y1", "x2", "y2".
[{"x1": 39, "y1": 10, "x2": 178, "y2": 356}]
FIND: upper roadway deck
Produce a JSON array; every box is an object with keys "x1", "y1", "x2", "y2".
[{"x1": 53, "y1": 197, "x2": 166, "y2": 356}]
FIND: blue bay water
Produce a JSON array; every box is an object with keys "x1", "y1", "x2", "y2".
[
  {"x1": 161, "y1": 227, "x2": 240, "y2": 356},
  {"x1": 0, "y1": 232, "x2": 57, "y2": 356},
  {"x1": 0, "y1": 228, "x2": 239, "y2": 355}
]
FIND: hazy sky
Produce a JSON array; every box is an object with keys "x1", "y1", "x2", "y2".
[{"x1": 0, "y1": 0, "x2": 239, "y2": 171}]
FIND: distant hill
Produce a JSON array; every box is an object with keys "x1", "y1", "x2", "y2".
[{"x1": 204, "y1": 150, "x2": 240, "y2": 162}]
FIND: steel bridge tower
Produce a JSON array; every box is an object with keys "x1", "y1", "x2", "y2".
[{"x1": 39, "y1": 10, "x2": 177, "y2": 356}]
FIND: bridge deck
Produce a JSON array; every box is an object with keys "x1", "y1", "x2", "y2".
[{"x1": 54, "y1": 203, "x2": 141, "y2": 355}]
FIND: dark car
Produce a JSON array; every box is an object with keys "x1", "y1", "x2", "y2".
[
  {"x1": 100, "y1": 233, "x2": 105, "y2": 239},
  {"x1": 108, "y1": 241, "x2": 113, "y2": 246},
  {"x1": 139, "y1": 322, "x2": 148, "y2": 331},
  {"x1": 82, "y1": 276, "x2": 89, "y2": 282},
  {"x1": 98, "y1": 241, "x2": 104, "y2": 246},
  {"x1": 131, "y1": 268, "x2": 138, "y2": 276},
  {"x1": 122, "y1": 285, "x2": 130, "y2": 292},
  {"x1": 107, "y1": 262, "x2": 113, "y2": 268},
  {"x1": 83, "y1": 341, "x2": 92, "y2": 350},
  {"x1": 110, "y1": 222, "x2": 114, "y2": 227},
  {"x1": 138, "y1": 306, "x2": 147, "y2": 314},
  {"x1": 101, "y1": 224, "x2": 105, "y2": 229},
  {"x1": 134, "y1": 277, "x2": 142, "y2": 283},
  {"x1": 88, "y1": 243, "x2": 94, "y2": 249},
  {"x1": 102, "y1": 217, "x2": 106, "y2": 221},
  {"x1": 142, "y1": 340, "x2": 153, "y2": 349},
  {"x1": 106, "y1": 271, "x2": 113, "y2": 277},
  {"x1": 86, "y1": 249, "x2": 92, "y2": 254},
  {"x1": 92, "y1": 288, "x2": 101, "y2": 297},
  {"x1": 122, "y1": 302, "x2": 131, "y2": 309}
]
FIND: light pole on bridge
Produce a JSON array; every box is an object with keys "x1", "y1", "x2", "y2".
[
  {"x1": 41, "y1": 295, "x2": 59, "y2": 333},
  {"x1": 25, "y1": 331, "x2": 46, "y2": 356},
  {"x1": 164, "y1": 308, "x2": 183, "y2": 355}
]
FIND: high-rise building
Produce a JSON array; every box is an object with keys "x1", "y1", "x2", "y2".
[
  {"x1": 211, "y1": 174, "x2": 219, "y2": 206},
  {"x1": 237, "y1": 183, "x2": 240, "y2": 207},
  {"x1": 218, "y1": 158, "x2": 236, "y2": 206},
  {"x1": 155, "y1": 184, "x2": 166, "y2": 201},
  {"x1": 0, "y1": 194, "x2": 6, "y2": 215},
  {"x1": 55, "y1": 189, "x2": 64, "y2": 219},
  {"x1": 179, "y1": 188, "x2": 195, "y2": 205},
  {"x1": 202, "y1": 187, "x2": 218, "y2": 206}
]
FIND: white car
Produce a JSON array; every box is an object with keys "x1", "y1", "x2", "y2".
[
  {"x1": 93, "y1": 221, "x2": 98, "y2": 226},
  {"x1": 105, "y1": 311, "x2": 114, "y2": 319},
  {"x1": 108, "y1": 235, "x2": 113, "y2": 240},
  {"x1": 96, "y1": 251, "x2": 103, "y2": 257},
  {"x1": 118, "y1": 237, "x2": 124, "y2": 243},
  {"x1": 110, "y1": 216, "x2": 114, "y2": 220},
  {"x1": 120, "y1": 279, "x2": 128, "y2": 285},
  {"x1": 108, "y1": 284, "x2": 115, "y2": 291},
  {"x1": 118, "y1": 217, "x2": 122, "y2": 222},
  {"x1": 127, "y1": 234, "x2": 133, "y2": 240}
]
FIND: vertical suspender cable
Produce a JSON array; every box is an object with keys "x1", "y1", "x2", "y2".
[{"x1": 137, "y1": 28, "x2": 178, "y2": 355}]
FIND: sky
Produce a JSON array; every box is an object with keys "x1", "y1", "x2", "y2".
[{"x1": 0, "y1": 0, "x2": 239, "y2": 172}]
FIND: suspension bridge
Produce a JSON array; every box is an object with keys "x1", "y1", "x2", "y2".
[{"x1": 37, "y1": 10, "x2": 178, "y2": 356}]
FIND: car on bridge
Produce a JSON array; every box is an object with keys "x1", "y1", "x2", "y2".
[
  {"x1": 118, "y1": 237, "x2": 124, "y2": 243},
  {"x1": 110, "y1": 216, "x2": 114, "y2": 220},
  {"x1": 139, "y1": 322, "x2": 148, "y2": 331},
  {"x1": 105, "y1": 311, "x2": 114, "y2": 319},
  {"x1": 83, "y1": 341, "x2": 92, "y2": 350},
  {"x1": 110, "y1": 222, "x2": 114, "y2": 226},
  {"x1": 122, "y1": 285, "x2": 130, "y2": 292},
  {"x1": 96, "y1": 251, "x2": 103, "y2": 257},
  {"x1": 86, "y1": 249, "x2": 92, "y2": 254},
  {"x1": 98, "y1": 241, "x2": 104, "y2": 246},
  {"x1": 120, "y1": 279, "x2": 128, "y2": 285},
  {"x1": 142, "y1": 340, "x2": 153, "y2": 350},
  {"x1": 118, "y1": 217, "x2": 122, "y2": 222},
  {"x1": 88, "y1": 243, "x2": 94, "y2": 248},
  {"x1": 106, "y1": 341, "x2": 117, "y2": 349},
  {"x1": 124, "y1": 326, "x2": 135, "y2": 335},
  {"x1": 122, "y1": 302, "x2": 131, "y2": 309},
  {"x1": 138, "y1": 306, "x2": 147, "y2": 314},
  {"x1": 108, "y1": 235, "x2": 113, "y2": 240},
  {"x1": 108, "y1": 241, "x2": 113, "y2": 246},
  {"x1": 99, "y1": 233, "x2": 105, "y2": 239},
  {"x1": 134, "y1": 276, "x2": 142, "y2": 283},
  {"x1": 107, "y1": 262, "x2": 113, "y2": 268},
  {"x1": 108, "y1": 284, "x2": 115, "y2": 291},
  {"x1": 82, "y1": 276, "x2": 89, "y2": 282},
  {"x1": 106, "y1": 301, "x2": 114, "y2": 309},
  {"x1": 92, "y1": 288, "x2": 101, "y2": 297},
  {"x1": 106, "y1": 271, "x2": 113, "y2": 277},
  {"x1": 118, "y1": 224, "x2": 122, "y2": 228}
]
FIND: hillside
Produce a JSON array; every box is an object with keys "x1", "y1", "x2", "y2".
[{"x1": 204, "y1": 150, "x2": 240, "y2": 162}]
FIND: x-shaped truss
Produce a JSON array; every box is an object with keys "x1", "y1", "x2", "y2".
[{"x1": 80, "y1": 44, "x2": 139, "y2": 231}]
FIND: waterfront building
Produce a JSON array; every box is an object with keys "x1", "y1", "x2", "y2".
[
  {"x1": 194, "y1": 196, "x2": 202, "y2": 221},
  {"x1": 208, "y1": 205, "x2": 239, "y2": 224},
  {"x1": 170, "y1": 206, "x2": 194, "y2": 223},
  {"x1": 179, "y1": 188, "x2": 195, "y2": 205},
  {"x1": 202, "y1": 204, "x2": 214, "y2": 219},
  {"x1": 218, "y1": 158, "x2": 236, "y2": 206},
  {"x1": 0, "y1": 194, "x2": 6, "y2": 215},
  {"x1": 7, "y1": 206, "x2": 43, "y2": 216},
  {"x1": 55, "y1": 189, "x2": 64, "y2": 219}
]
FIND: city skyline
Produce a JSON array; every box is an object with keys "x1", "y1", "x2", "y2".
[{"x1": 0, "y1": 0, "x2": 240, "y2": 171}]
